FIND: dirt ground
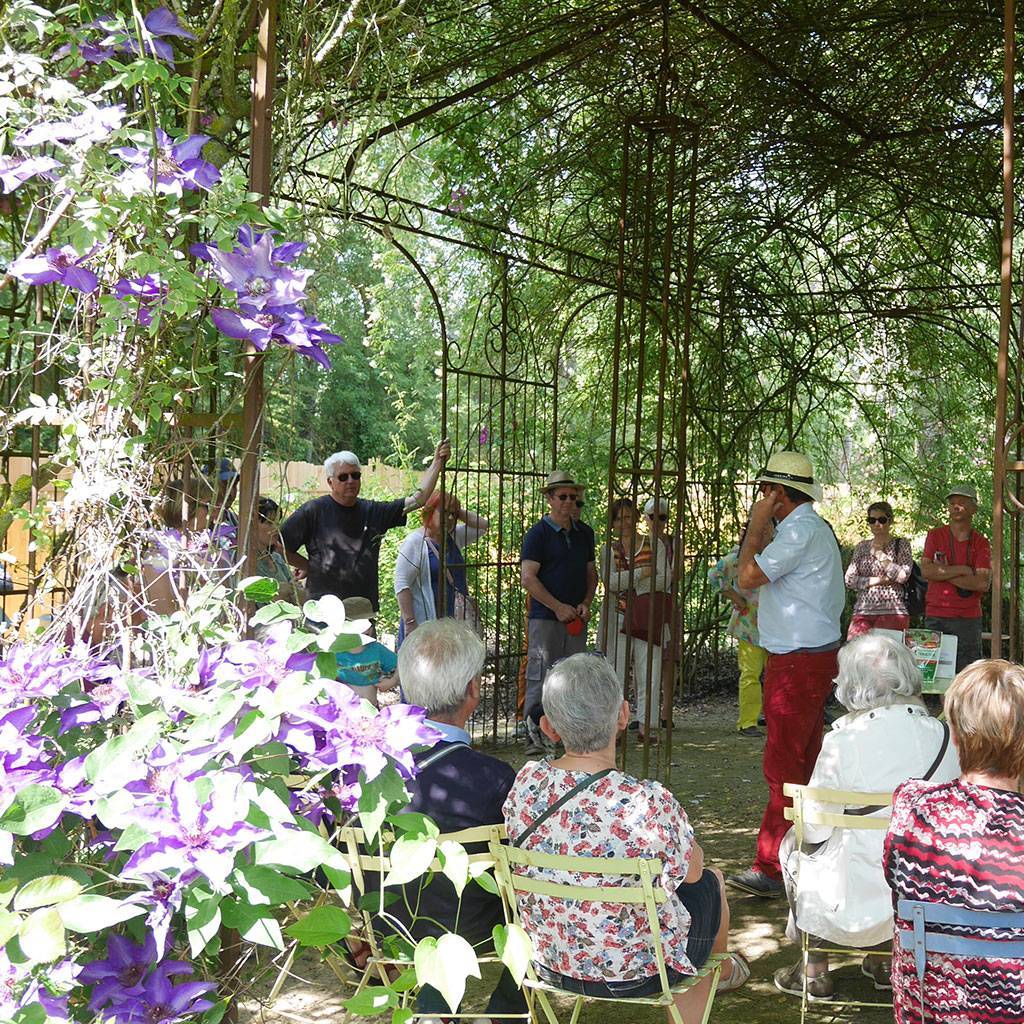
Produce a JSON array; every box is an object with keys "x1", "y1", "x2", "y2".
[{"x1": 237, "y1": 699, "x2": 894, "y2": 1024}]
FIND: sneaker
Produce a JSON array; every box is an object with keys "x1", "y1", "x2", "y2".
[
  {"x1": 773, "y1": 961, "x2": 833, "y2": 1001},
  {"x1": 757, "y1": 714, "x2": 766, "y2": 726},
  {"x1": 627, "y1": 720, "x2": 640, "y2": 731},
  {"x1": 726, "y1": 868, "x2": 784, "y2": 898},
  {"x1": 737, "y1": 726, "x2": 764, "y2": 738},
  {"x1": 514, "y1": 720, "x2": 529, "y2": 739},
  {"x1": 861, "y1": 954, "x2": 892, "y2": 990}
]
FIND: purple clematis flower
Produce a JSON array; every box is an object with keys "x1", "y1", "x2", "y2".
[
  {"x1": 7, "y1": 245, "x2": 99, "y2": 293},
  {"x1": 113, "y1": 131, "x2": 220, "y2": 197},
  {"x1": 114, "y1": 275, "x2": 167, "y2": 325},
  {"x1": 81, "y1": 933, "x2": 191, "y2": 1013},
  {"x1": 123, "y1": 871, "x2": 198, "y2": 951},
  {"x1": 122, "y1": 774, "x2": 268, "y2": 890},
  {"x1": 15, "y1": 104, "x2": 126, "y2": 147},
  {"x1": 0, "y1": 155, "x2": 62, "y2": 193},
  {"x1": 210, "y1": 305, "x2": 341, "y2": 367},
  {"x1": 191, "y1": 229, "x2": 311, "y2": 311},
  {"x1": 64, "y1": 7, "x2": 195, "y2": 65},
  {"x1": 0, "y1": 951, "x2": 75, "y2": 1022},
  {"x1": 102, "y1": 962, "x2": 216, "y2": 1024}
]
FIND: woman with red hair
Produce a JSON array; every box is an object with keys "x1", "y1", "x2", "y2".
[{"x1": 394, "y1": 490, "x2": 489, "y2": 646}]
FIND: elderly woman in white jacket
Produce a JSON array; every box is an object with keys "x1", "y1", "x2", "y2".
[
  {"x1": 394, "y1": 490, "x2": 488, "y2": 646},
  {"x1": 600, "y1": 497, "x2": 672, "y2": 744},
  {"x1": 773, "y1": 633, "x2": 960, "y2": 1001}
]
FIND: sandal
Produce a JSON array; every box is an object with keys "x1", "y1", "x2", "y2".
[{"x1": 717, "y1": 952, "x2": 751, "y2": 993}]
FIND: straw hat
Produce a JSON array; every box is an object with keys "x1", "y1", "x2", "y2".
[
  {"x1": 541, "y1": 470, "x2": 577, "y2": 493},
  {"x1": 755, "y1": 451, "x2": 822, "y2": 502}
]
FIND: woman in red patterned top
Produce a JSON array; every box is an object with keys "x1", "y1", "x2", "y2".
[
  {"x1": 844, "y1": 500, "x2": 914, "y2": 639},
  {"x1": 883, "y1": 659, "x2": 1024, "y2": 1024}
]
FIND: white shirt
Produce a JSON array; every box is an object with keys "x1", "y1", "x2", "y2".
[
  {"x1": 754, "y1": 502, "x2": 844, "y2": 653},
  {"x1": 787, "y1": 703, "x2": 959, "y2": 946}
]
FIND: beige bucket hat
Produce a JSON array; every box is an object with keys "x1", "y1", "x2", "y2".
[{"x1": 755, "y1": 451, "x2": 823, "y2": 502}]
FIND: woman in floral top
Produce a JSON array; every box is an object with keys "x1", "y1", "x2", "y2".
[
  {"x1": 503, "y1": 654, "x2": 750, "y2": 1022},
  {"x1": 844, "y1": 500, "x2": 913, "y2": 639}
]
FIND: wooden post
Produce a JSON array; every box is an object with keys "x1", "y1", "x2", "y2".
[{"x1": 991, "y1": 0, "x2": 1014, "y2": 657}]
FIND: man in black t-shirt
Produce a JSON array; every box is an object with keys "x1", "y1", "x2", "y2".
[
  {"x1": 520, "y1": 470, "x2": 598, "y2": 753},
  {"x1": 279, "y1": 440, "x2": 450, "y2": 610}
]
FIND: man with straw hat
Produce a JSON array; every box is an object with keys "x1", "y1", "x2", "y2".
[
  {"x1": 726, "y1": 451, "x2": 844, "y2": 898},
  {"x1": 520, "y1": 470, "x2": 598, "y2": 755}
]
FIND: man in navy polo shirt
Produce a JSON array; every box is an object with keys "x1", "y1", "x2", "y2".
[
  {"x1": 520, "y1": 470, "x2": 598, "y2": 755},
  {"x1": 392, "y1": 619, "x2": 527, "y2": 1021}
]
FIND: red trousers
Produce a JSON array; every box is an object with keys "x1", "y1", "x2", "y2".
[
  {"x1": 753, "y1": 647, "x2": 839, "y2": 879},
  {"x1": 846, "y1": 613, "x2": 910, "y2": 640}
]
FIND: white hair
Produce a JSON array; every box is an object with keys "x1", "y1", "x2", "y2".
[
  {"x1": 324, "y1": 451, "x2": 361, "y2": 478},
  {"x1": 543, "y1": 653, "x2": 622, "y2": 753},
  {"x1": 835, "y1": 633, "x2": 923, "y2": 712},
  {"x1": 397, "y1": 619, "x2": 485, "y2": 717}
]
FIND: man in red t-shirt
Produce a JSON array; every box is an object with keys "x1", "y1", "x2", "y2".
[{"x1": 919, "y1": 483, "x2": 991, "y2": 672}]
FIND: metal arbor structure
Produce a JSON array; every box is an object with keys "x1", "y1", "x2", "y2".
[{"x1": 2, "y1": 0, "x2": 1023, "y2": 732}]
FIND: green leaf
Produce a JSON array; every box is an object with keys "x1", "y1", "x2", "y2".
[
  {"x1": 113, "y1": 823, "x2": 152, "y2": 853},
  {"x1": 388, "y1": 813, "x2": 440, "y2": 838},
  {"x1": 185, "y1": 891, "x2": 222, "y2": 958},
  {"x1": 315, "y1": 652, "x2": 338, "y2": 680},
  {"x1": 18, "y1": 908, "x2": 66, "y2": 963},
  {"x1": 413, "y1": 933, "x2": 480, "y2": 1013},
  {"x1": 58, "y1": 895, "x2": 146, "y2": 932},
  {"x1": 492, "y1": 923, "x2": 532, "y2": 986},
  {"x1": 342, "y1": 988, "x2": 396, "y2": 1016},
  {"x1": 392, "y1": 1008, "x2": 414, "y2": 1024},
  {"x1": 382, "y1": 835, "x2": 437, "y2": 888},
  {"x1": 255, "y1": 830, "x2": 348, "y2": 874},
  {"x1": 219, "y1": 901, "x2": 284, "y2": 950},
  {"x1": 390, "y1": 969, "x2": 418, "y2": 994},
  {"x1": 0, "y1": 909, "x2": 19, "y2": 947},
  {"x1": 358, "y1": 771, "x2": 409, "y2": 842},
  {"x1": 0, "y1": 879, "x2": 18, "y2": 909},
  {"x1": 471, "y1": 870, "x2": 499, "y2": 896},
  {"x1": 84, "y1": 711, "x2": 163, "y2": 786},
  {"x1": 232, "y1": 866, "x2": 311, "y2": 907},
  {"x1": 0, "y1": 786, "x2": 67, "y2": 837},
  {"x1": 13, "y1": 875, "x2": 83, "y2": 911},
  {"x1": 250, "y1": 601, "x2": 302, "y2": 627},
  {"x1": 438, "y1": 841, "x2": 469, "y2": 897},
  {"x1": 238, "y1": 576, "x2": 279, "y2": 602},
  {"x1": 283, "y1": 906, "x2": 351, "y2": 948},
  {"x1": 320, "y1": 865, "x2": 352, "y2": 904}
]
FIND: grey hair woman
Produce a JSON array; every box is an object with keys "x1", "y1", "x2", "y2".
[
  {"x1": 503, "y1": 654, "x2": 749, "y2": 1022},
  {"x1": 773, "y1": 633, "x2": 959, "y2": 1001}
]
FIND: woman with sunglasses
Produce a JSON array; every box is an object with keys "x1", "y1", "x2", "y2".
[{"x1": 844, "y1": 501, "x2": 913, "y2": 639}]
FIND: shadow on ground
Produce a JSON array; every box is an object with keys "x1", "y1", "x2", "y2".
[{"x1": 238, "y1": 700, "x2": 894, "y2": 1024}]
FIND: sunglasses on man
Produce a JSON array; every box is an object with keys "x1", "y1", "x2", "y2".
[
  {"x1": 552, "y1": 492, "x2": 576, "y2": 501},
  {"x1": 335, "y1": 472, "x2": 362, "y2": 482}
]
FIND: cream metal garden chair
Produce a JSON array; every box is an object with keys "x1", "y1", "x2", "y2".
[
  {"x1": 489, "y1": 839, "x2": 726, "y2": 1024},
  {"x1": 339, "y1": 822, "x2": 525, "y2": 1023},
  {"x1": 783, "y1": 783, "x2": 895, "y2": 1024}
]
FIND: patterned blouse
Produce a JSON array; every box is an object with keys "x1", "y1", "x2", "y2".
[
  {"x1": 502, "y1": 760, "x2": 696, "y2": 981},
  {"x1": 844, "y1": 537, "x2": 913, "y2": 617},
  {"x1": 883, "y1": 778, "x2": 1024, "y2": 1024},
  {"x1": 707, "y1": 547, "x2": 760, "y2": 646}
]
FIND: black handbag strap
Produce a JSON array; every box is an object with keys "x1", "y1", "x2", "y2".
[
  {"x1": 847, "y1": 722, "x2": 950, "y2": 816},
  {"x1": 416, "y1": 741, "x2": 469, "y2": 770},
  {"x1": 512, "y1": 768, "x2": 614, "y2": 849}
]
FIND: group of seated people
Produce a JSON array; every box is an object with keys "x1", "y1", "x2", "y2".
[{"x1": 367, "y1": 620, "x2": 1024, "y2": 1024}]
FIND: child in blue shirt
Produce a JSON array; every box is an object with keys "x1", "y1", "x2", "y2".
[{"x1": 337, "y1": 597, "x2": 399, "y2": 706}]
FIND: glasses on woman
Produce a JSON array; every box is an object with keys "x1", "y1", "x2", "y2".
[{"x1": 866, "y1": 515, "x2": 889, "y2": 525}]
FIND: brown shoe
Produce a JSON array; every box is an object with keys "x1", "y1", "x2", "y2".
[
  {"x1": 861, "y1": 954, "x2": 892, "y2": 990},
  {"x1": 773, "y1": 961, "x2": 834, "y2": 1001}
]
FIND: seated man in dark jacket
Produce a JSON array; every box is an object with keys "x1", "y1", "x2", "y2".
[{"x1": 379, "y1": 618, "x2": 525, "y2": 1021}]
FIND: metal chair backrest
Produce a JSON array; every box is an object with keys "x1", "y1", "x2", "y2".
[
  {"x1": 783, "y1": 782, "x2": 893, "y2": 845},
  {"x1": 896, "y1": 898, "x2": 1024, "y2": 985},
  {"x1": 489, "y1": 841, "x2": 676, "y2": 1000},
  {"x1": 340, "y1": 822, "x2": 507, "y2": 958}
]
